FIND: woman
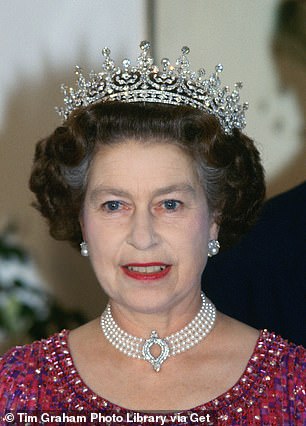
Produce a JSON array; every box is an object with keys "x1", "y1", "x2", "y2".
[{"x1": 0, "y1": 42, "x2": 304, "y2": 425}]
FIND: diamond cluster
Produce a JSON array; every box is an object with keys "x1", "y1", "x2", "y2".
[
  {"x1": 56, "y1": 41, "x2": 248, "y2": 134},
  {"x1": 100, "y1": 292, "x2": 216, "y2": 371}
]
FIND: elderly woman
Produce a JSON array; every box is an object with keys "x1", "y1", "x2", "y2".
[{"x1": 0, "y1": 42, "x2": 304, "y2": 425}]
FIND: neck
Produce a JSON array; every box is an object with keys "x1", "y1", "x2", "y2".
[
  {"x1": 101, "y1": 291, "x2": 216, "y2": 372},
  {"x1": 108, "y1": 289, "x2": 203, "y2": 338}
]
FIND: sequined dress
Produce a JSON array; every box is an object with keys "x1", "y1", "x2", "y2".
[{"x1": 0, "y1": 330, "x2": 304, "y2": 425}]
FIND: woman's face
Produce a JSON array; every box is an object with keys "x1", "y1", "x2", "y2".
[{"x1": 81, "y1": 139, "x2": 218, "y2": 315}]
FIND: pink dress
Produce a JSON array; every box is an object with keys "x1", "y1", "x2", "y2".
[{"x1": 0, "y1": 329, "x2": 304, "y2": 425}]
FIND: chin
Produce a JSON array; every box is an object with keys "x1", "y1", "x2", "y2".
[{"x1": 115, "y1": 287, "x2": 176, "y2": 314}]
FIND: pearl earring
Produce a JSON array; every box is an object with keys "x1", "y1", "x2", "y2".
[
  {"x1": 208, "y1": 240, "x2": 220, "y2": 257},
  {"x1": 80, "y1": 241, "x2": 89, "y2": 257}
]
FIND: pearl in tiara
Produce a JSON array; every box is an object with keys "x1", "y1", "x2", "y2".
[{"x1": 56, "y1": 41, "x2": 248, "y2": 134}]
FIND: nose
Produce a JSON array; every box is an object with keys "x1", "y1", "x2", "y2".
[{"x1": 126, "y1": 208, "x2": 158, "y2": 250}]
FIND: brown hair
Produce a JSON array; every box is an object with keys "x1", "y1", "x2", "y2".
[{"x1": 29, "y1": 102, "x2": 265, "y2": 249}]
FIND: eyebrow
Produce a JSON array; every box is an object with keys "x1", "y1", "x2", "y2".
[{"x1": 89, "y1": 183, "x2": 197, "y2": 203}]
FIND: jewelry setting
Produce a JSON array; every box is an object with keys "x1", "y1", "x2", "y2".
[
  {"x1": 208, "y1": 239, "x2": 220, "y2": 257},
  {"x1": 80, "y1": 241, "x2": 89, "y2": 257},
  {"x1": 100, "y1": 292, "x2": 216, "y2": 372},
  {"x1": 56, "y1": 41, "x2": 248, "y2": 135}
]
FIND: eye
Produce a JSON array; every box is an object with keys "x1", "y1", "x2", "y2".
[
  {"x1": 161, "y1": 199, "x2": 182, "y2": 211},
  {"x1": 102, "y1": 201, "x2": 122, "y2": 212}
]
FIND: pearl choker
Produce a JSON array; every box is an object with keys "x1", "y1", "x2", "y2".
[{"x1": 100, "y1": 292, "x2": 216, "y2": 372}]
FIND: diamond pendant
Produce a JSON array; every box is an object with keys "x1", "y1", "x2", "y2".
[{"x1": 142, "y1": 330, "x2": 170, "y2": 372}]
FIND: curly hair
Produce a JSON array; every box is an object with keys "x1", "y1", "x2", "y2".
[{"x1": 29, "y1": 102, "x2": 265, "y2": 250}]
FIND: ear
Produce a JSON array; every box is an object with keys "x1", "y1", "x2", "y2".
[
  {"x1": 79, "y1": 213, "x2": 87, "y2": 241},
  {"x1": 209, "y1": 218, "x2": 219, "y2": 241}
]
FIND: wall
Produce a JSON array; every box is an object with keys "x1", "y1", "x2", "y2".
[
  {"x1": 0, "y1": 0, "x2": 147, "y2": 318},
  {"x1": 153, "y1": 0, "x2": 305, "y2": 196}
]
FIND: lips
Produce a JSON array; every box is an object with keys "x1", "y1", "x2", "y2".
[{"x1": 121, "y1": 262, "x2": 171, "y2": 280}]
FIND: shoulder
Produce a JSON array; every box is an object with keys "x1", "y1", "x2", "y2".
[
  {"x1": 216, "y1": 316, "x2": 305, "y2": 390},
  {"x1": 232, "y1": 328, "x2": 305, "y2": 422},
  {"x1": 272, "y1": 333, "x2": 305, "y2": 390},
  {"x1": 0, "y1": 330, "x2": 68, "y2": 411},
  {"x1": 260, "y1": 330, "x2": 305, "y2": 374},
  {"x1": 266, "y1": 181, "x2": 306, "y2": 209},
  {"x1": 261, "y1": 181, "x2": 306, "y2": 230},
  {"x1": 0, "y1": 340, "x2": 41, "y2": 411},
  {"x1": 256, "y1": 331, "x2": 305, "y2": 417}
]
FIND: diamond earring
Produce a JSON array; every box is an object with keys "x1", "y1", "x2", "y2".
[
  {"x1": 208, "y1": 240, "x2": 220, "y2": 257},
  {"x1": 80, "y1": 241, "x2": 89, "y2": 257}
]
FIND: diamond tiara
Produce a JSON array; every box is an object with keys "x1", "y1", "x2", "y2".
[{"x1": 56, "y1": 41, "x2": 249, "y2": 134}]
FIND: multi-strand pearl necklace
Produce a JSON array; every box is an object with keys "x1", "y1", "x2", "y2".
[{"x1": 100, "y1": 292, "x2": 216, "y2": 372}]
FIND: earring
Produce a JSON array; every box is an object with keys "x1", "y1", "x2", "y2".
[
  {"x1": 208, "y1": 240, "x2": 220, "y2": 257},
  {"x1": 80, "y1": 241, "x2": 89, "y2": 257}
]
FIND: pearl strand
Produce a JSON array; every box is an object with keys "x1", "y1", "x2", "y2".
[{"x1": 100, "y1": 292, "x2": 216, "y2": 371}]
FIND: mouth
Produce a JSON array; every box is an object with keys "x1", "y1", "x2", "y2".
[{"x1": 121, "y1": 262, "x2": 171, "y2": 281}]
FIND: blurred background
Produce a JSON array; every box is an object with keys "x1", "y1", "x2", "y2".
[{"x1": 0, "y1": 0, "x2": 305, "y2": 351}]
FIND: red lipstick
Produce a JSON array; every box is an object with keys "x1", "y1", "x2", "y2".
[{"x1": 121, "y1": 262, "x2": 171, "y2": 281}]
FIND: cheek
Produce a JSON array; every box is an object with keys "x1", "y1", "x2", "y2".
[
  {"x1": 171, "y1": 217, "x2": 209, "y2": 283},
  {"x1": 191, "y1": 216, "x2": 210, "y2": 256},
  {"x1": 82, "y1": 211, "x2": 121, "y2": 256},
  {"x1": 174, "y1": 212, "x2": 210, "y2": 258}
]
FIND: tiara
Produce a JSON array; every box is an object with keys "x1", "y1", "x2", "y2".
[{"x1": 56, "y1": 41, "x2": 248, "y2": 134}]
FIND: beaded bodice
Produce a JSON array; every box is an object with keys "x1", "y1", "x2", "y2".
[{"x1": 0, "y1": 330, "x2": 304, "y2": 425}]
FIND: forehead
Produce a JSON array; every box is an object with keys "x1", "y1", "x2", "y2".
[{"x1": 87, "y1": 140, "x2": 200, "y2": 191}]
